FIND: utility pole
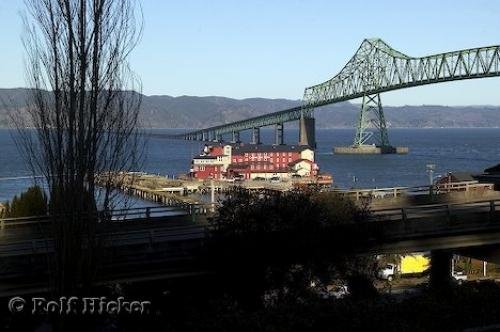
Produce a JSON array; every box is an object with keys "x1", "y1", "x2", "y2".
[
  {"x1": 426, "y1": 164, "x2": 436, "y2": 196},
  {"x1": 211, "y1": 178, "x2": 215, "y2": 208}
]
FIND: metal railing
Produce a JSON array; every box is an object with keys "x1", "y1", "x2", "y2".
[
  {"x1": 1, "y1": 199, "x2": 500, "y2": 259},
  {"x1": 0, "y1": 222, "x2": 206, "y2": 257},
  {"x1": 370, "y1": 199, "x2": 500, "y2": 222},
  {"x1": 331, "y1": 181, "x2": 495, "y2": 201},
  {"x1": 0, "y1": 204, "x2": 216, "y2": 229}
]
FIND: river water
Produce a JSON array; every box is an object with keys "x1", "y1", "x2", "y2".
[{"x1": 1, "y1": 128, "x2": 499, "y2": 203}]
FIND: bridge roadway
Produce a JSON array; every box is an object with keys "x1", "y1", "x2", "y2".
[
  {"x1": 175, "y1": 39, "x2": 500, "y2": 141},
  {"x1": 1, "y1": 199, "x2": 500, "y2": 296}
]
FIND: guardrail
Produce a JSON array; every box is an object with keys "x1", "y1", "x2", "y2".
[
  {"x1": 331, "y1": 181, "x2": 495, "y2": 201},
  {"x1": 0, "y1": 222, "x2": 206, "y2": 257},
  {"x1": 370, "y1": 199, "x2": 500, "y2": 222},
  {"x1": 0, "y1": 204, "x2": 215, "y2": 229},
  {"x1": 1, "y1": 199, "x2": 500, "y2": 262}
]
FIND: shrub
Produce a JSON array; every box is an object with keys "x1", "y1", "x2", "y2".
[{"x1": 2, "y1": 186, "x2": 48, "y2": 218}]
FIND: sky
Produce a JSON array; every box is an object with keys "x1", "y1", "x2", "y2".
[{"x1": 0, "y1": 0, "x2": 500, "y2": 106}]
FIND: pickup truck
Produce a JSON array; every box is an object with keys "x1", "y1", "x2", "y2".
[
  {"x1": 378, "y1": 255, "x2": 430, "y2": 281},
  {"x1": 379, "y1": 263, "x2": 468, "y2": 283}
]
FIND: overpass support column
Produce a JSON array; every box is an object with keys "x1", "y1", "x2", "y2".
[
  {"x1": 208, "y1": 131, "x2": 214, "y2": 141},
  {"x1": 202, "y1": 131, "x2": 208, "y2": 141},
  {"x1": 251, "y1": 127, "x2": 261, "y2": 145},
  {"x1": 299, "y1": 113, "x2": 316, "y2": 148},
  {"x1": 430, "y1": 250, "x2": 453, "y2": 290},
  {"x1": 231, "y1": 131, "x2": 240, "y2": 143},
  {"x1": 275, "y1": 123, "x2": 284, "y2": 145},
  {"x1": 215, "y1": 133, "x2": 223, "y2": 142}
]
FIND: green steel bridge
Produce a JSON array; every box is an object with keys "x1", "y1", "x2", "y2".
[{"x1": 175, "y1": 38, "x2": 500, "y2": 147}]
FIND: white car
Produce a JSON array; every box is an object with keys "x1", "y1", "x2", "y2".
[
  {"x1": 327, "y1": 284, "x2": 349, "y2": 299},
  {"x1": 378, "y1": 263, "x2": 397, "y2": 281},
  {"x1": 269, "y1": 176, "x2": 281, "y2": 183},
  {"x1": 452, "y1": 271, "x2": 467, "y2": 284}
]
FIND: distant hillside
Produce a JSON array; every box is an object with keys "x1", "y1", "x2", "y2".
[{"x1": 1, "y1": 88, "x2": 500, "y2": 128}]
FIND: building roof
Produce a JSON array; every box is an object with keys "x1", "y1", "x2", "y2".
[
  {"x1": 437, "y1": 172, "x2": 475, "y2": 183},
  {"x1": 193, "y1": 155, "x2": 218, "y2": 160},
  {"x1": 288, "y1": 159, "x2": 314, "y2": 166},
  {"x1": 232, "y1": 144, "x2": 312, "y2": 154},
  {"x1": 485, "y1": 164, "x2": 500, "y2": 174},
  {"x1": 450, "y1": 172, "x2": 475, "y2": 182}
]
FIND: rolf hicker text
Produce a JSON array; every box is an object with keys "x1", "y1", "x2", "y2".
[{"x1": 8, "y1": 296, "x2": 151, "y2": 315}]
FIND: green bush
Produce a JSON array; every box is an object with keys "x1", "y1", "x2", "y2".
[
  {"x1": 2, "y1": 186, "x2": 48, "y2": 218},
  {"x1": 206, "y1": 188, "x2": 377, "y2": 307}
]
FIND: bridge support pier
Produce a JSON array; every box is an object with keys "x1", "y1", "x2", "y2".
[
  {"x1": 275, "y1": 123, "x2": 284, "y2": 145},
  {"x1": 354, "y1": 93, "x2": 389, "y2": 147},
  {"x1": 231, "y1": 131, "x2": 240, "y2": 143},
  {"x1": 202, "y1": 131, "x2": 208, "y2": 141},
  {"x1": 251, "y1": 127, "x2": 261, "y2": 144},
  {"x1": 215, "y1": 133, "x2": 223, "y2": 142},
  {"x1": 299, "y1": 113, "x2": 316, "y2": 148},
  {"x1": 334, "y1": 93, "x2": 408, "y2": 154},
  {"x1": 430, "y1": 250, "x2": 453, "y2": 290}
]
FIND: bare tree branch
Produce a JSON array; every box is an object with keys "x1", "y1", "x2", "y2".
[{"x1": 12, "y1": 0, "x2": 144, "y2": 295}]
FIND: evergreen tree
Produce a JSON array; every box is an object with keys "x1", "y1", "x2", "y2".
[{"x1": 2, "y1": 186, "x2": 47, "y2": 218}]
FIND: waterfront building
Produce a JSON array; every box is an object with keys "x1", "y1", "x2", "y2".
[{"x1": 190, "y1": 143, "x2": 319, "y2": 180}]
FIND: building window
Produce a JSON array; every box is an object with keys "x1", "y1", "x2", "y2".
[
  {"x1": 288, "y1": 152, "x2": 292, "y2": 156},
  {"x1": 288, "y1": 158, "x2": 292, "y2": 162}
]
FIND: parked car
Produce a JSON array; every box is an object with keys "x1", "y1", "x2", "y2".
[
  {"x1": 233, "y1": 175, "x2": 244, "y2": 182},
  {"x1": 254, "y1": 177, "x2": 265, "y2": 181},
  {"x1": 291, "y1": 174, "x2": 302, "y2": 178},
  {"x1": 452, "y1": 270, "x2": 467, "y2": 284},
  {"x1": 327, "y1": 284, "x2": 349, "y2": 299},
  {"x1": 269, "y1": 176, "x2": 281, "y2": 183}
]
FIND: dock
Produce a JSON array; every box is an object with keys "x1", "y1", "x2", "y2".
[
  {"x1": 334, "y1": 145, "x2": 409, "y2": 155},
  {"x1": 107, "y1": 172, "x2": 333, "y2": 210}
]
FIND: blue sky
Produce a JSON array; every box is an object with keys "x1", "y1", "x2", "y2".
[{"x1": 1, "y1": 0, "x2": 500, "y2": 105}]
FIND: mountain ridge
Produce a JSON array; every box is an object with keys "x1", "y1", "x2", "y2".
[{"x1": 1, "y1": 88, "x2": 500, "y2": 129}]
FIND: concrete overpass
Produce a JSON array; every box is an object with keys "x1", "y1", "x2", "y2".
[{"x1": 1, "y1": 199, "x2": 500, "y2": 295}]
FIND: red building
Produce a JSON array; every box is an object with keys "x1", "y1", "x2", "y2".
[{"x1": 190, "y1": 143, "x2": 318, "y2": 180}]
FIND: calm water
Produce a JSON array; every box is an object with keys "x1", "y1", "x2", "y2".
[{"x1": 1, "y1": 128, "x2": 500, "y2": 202}]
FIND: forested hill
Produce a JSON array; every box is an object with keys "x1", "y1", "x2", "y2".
[{"x1": 1, "y1": 88, "x2": 500, "y2": 128}]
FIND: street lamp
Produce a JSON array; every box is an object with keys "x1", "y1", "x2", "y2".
[
  {"x1": 426, "y1": 164, "x2": 436, "y2": 186},
  {"x1": 426, "y1": 164, "x2": 436, "y2": 196}
]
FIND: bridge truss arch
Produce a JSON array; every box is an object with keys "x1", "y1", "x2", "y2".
[
  {"x1": 175, "y1": 39, "x2": 500, "y2": 145},
  {"x1": 304, "y1": 38, "x2": 500, "y2": 107}
]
